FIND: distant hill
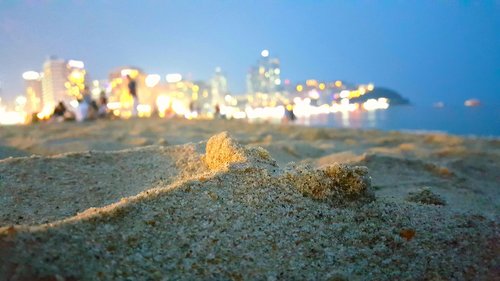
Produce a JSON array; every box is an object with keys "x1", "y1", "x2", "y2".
[{"x1": 351, "y1": 87, "x2": 410, "y2": 105}]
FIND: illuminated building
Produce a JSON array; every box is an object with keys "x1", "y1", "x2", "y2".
[
  {"x1": 22, "y1": 71, "x2": 43, "y2": 114},
  {"x1": 40, "y1": 57, "x2": 87, "y2": 117},
  {"x1": 66, "y1": 60, "x2": 87, "y2": 101},
  {"x1": 246, "y1": 50, "x2": 282, "y2": 94},
  {"x1": 160, "y1": 76, "x2": 197, "y2": 117},
  {"x1": 41, "y1": 58, "x2": 66, "y2": 113},
  {"x1": 210, "y1": 67, "x2": 228, "y2": 105},
  {"x1": 150, "y1": 75, "x2": 215, "y2": 118},
  {"x1": 108, "y1": 66, "x2": 151, "y2": 117}
]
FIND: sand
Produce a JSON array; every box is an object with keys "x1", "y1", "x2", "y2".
[{"x1": 0, "y1": 118, "x2": 498, "y2": 280}]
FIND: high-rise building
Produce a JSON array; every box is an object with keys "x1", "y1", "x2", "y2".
[
  {"x1": 246, "y1": 50, "x2": 281, "y2": 94},
  {"x1": 22, "y1": 71, "x2": 43, "y2": 114},
  {"x1": 41, "y1": 58, "x2": 66, "y2": 113},
  {"x1": 40, "y1": 57, "x2": 86, "y2": 116},
  {"x1": 210, "y1": 67, "x2": 228, "y2": 105}
]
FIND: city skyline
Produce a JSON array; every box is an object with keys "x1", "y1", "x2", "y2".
[{"x1": 1, "y1": 1, "x2": 499, "y2": 106}]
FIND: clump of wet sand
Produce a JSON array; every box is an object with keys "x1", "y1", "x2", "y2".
[{"x1": 406, "y1": 187, "x2": 447, "y2": 206}]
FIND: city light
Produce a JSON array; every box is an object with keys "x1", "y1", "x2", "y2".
[
  {"x1": 232, "y1": 111, "x2": 247, "y2": 119},
  {"x1": 145, "y1": 74, "x2": 161, "y2": 87},
  {"x1": 121, "y1": 69, "x2": 139, "y2": 78},
  {"x1": 69, "y1": 71, "x2": 84, "y2": 82},
  {"x1": 362, "y1": 98, "x2": 389, "y2": 111},
  {"x1": 67, "y1": 60, "x2": 85, "y2": 69},
  {"x1": 0, "y1": 108, "x2": 26, "y2": 125},
  {"x1": 22, "y1": 71, "x2": 40, "y2": 80},
  {"x1": 156, "y1": 95, "x2": 171, "y2": 117},
  {"x1": 349, "y1": 90, "x2": 361, "y2": 98},
  {"x1": 306, "y1": 80, "x2": 318, "y2": 87},
  {"x1": 137, "y1": 104, "x2": 152, "y2": 117},
  {"x1": 172, "y1": 100, "x2": 188, "y2": 115},
  {"x1": 166, "y1": 73, "x2": 182, "y2": 83},
  {"x1": 3, "y1": 53, "x2": 393, "y2": 126},
  {"x1": 36, "y1": 104, "x2": 55, "y2": 120},
  {"x1": 308, "y1": 90, "x2": 320, "y2": 99},
  {"x1": 340, "y1": 90, "x2": 350, "y2": 99},
  {"x1": 464, "y1": 99, "x2": 480, "y2": 107},
  {"x1": 91, "y1": 87, "x2": 101, "y2": 98},
  {"x1": 331, "y1": 100, "x2": 358, "y2": 113},
  {"x1": 245, "y1": 105, "x2": 284, "y2": 120},
  {"x1": 107, "y1": 101, "x2": 121, "y2": 110},
  {"x1": 15, "y1": 96, "x2": 27, "y2": 106}
]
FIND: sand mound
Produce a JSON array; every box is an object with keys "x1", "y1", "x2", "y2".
[
  {"x1": 406, "y1": 187, "x2": 447, "y2": 205},
  {"x1": 203, "y1": 131, "x2": 277, "y2": 171},
  {"x1": 281, "y1": 163, "x2": 373, "y2": 206},
  {"x1": 202, "y1": 132, "x2": 373, "y2": 206}
]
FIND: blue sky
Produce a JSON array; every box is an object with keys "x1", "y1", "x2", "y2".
[{"x1": 0, "y1": 0, "x2": 499, "y2": 106}]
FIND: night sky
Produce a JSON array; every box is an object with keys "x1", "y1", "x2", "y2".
[{"x1": 0, "y1": 0, "x2": 499, "y2": 106}]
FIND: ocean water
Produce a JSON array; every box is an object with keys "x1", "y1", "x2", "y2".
[{"x1": 296, "y1": 105, "x2": 500, "y2": 137}]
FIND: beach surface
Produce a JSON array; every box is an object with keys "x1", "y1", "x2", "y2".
[{"x1": 0, "y1": 118, "x2": 498, "y2": 280}]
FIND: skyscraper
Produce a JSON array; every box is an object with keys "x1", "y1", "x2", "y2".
[
  {"x1": 210, "y1": 67, "x2": 228, "y2": 105},
  {"x1": 40, "y1": 57, "x2": 86, "y2": 116},
  {"x1": 41, "y1": 58, "x2": 67, "y2": 112},
  {"x1": 246, "y1": 50, "x2": 281, "y2": 94}
]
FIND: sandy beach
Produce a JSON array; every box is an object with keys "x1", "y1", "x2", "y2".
[{"x1": 0, "y1": 118, "x2": 498, "y2": 280}]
